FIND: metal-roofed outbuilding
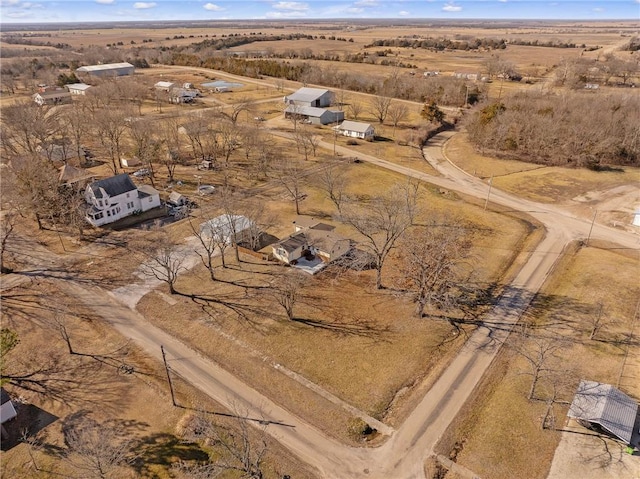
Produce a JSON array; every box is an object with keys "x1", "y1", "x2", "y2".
[{"x1": 568, "y1": 379, "x2": 639, "y2": 444}]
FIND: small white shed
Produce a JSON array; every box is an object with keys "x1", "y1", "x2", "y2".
[{"x1": 120, "y1": 157, "x2": 142, "y2": 168}]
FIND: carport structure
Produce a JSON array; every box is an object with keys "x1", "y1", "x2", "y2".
[{"x1": 568, "y1": 380, "x2": 639, "y2": 444}]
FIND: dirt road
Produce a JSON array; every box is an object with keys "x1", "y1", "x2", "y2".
[{"x1": 3, "y1": 130, "x2": 638, "y2": 478}]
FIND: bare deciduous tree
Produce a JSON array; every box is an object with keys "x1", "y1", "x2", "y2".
[
  {"x1": 189, "y1": 218, "x2": 220, "y2": 280},
  {"x1": 0, "y1": 212, "x2": 16, "y2": 274},
  {"x1": 137, "y1": 228, "x2": 187, "y2": 294},
  {"x1": 294, "y1": 125, "x2": 319, "y2": 160},
  {"x1": 513, "y1": 335, "x2": 565, "y2": 401},
  {"x1": 341, "y1": 182, "x2": 419, "y2": 289},
  {"x1": 175, "y1": 410, "x2": 267, "y2": 479},
  {"x1": 387, "y1": 102, "x2": 408, "y2": 139},
  {"x1": 127, "y1": 118, "x2": 160, "y2": 186},
  {"x1": 347, "y1": 98, "x2": 364, "y2": 121},
  {"x1": 63, "y1": 415, "x2": 134, "y2": 479},
  {"x1": 397, "y1": 224, "x2": 472, "y2": 318},
  {"x1": 93, "y1": 106, "x2": 130, "y2": 174},
  {"x1": 11, "y1": 155, "x2": 59, "y2": 229},
  {"x1": 271, "y1": 272, "x2": 305, "y2": 320},
  {"x1": 275, "y1": 159, "x2": 306, "y2": 215},
  {"x1": 369, "y1": 94, "x2": 392, "y2": 124},
  {"x1": 316, "y1": 162, "x2": 348, "y2": 214}
]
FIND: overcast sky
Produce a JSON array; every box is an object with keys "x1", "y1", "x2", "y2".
[{"x1": 0, "y1": 0, "x2": 638, "y2": 23}]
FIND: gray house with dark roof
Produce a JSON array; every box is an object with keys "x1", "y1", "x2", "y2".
[
  {"x1": 568, "y1": 380, "x2": 639, "y2": 444},
  {"x1": 84, "y1": 173, "x2": 160, "y2": 226}
]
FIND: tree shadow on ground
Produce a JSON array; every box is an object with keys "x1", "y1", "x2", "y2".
[
  {"x1": 291, "y1": 316, "x2": 393, "y2": 342},
  {"x1": 425, "y1": 286, "x2": 631, "y2": 351},
  {"x1": 179, "y1": 291, "x2": 276, "y2": 326},
  {"x1": 0, "y1": 403, "x2": 58, "y2": 452},
  {"x1": 131, "y1": 432, "x2": 210, "y2": 476}
]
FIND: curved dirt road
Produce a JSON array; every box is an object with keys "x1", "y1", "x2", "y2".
[{"x1": 6, "y1": 130, "x2": 638, "y2": 478}]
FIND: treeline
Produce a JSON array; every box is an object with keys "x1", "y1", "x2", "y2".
[
  {"x1": 164, "y1": 52, "x2": 478, "y2": 106},
  {"x1": 1, "y1": 35, "x2": 72, "y2": 50},
  {"x1": 365, "y1": 37, "x2": 507, "y2": 51},
  {"x1": 508, "y1": 39, "x2": 585, "y2": 48},
  {"x1": 466, "y1": 91, "x2": 639, "y2": 168},
  {"x1": 189, "y1": 33, "x2": 353, "y2": 53},
  {"x1": 166, "y1": 53, "x2": 310, "y2": 81}
]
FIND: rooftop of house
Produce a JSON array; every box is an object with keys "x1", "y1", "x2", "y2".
[
  {"x1": 88, "y1": 173, "x2": 137, "y2": 199},
  {"x1": 34, "y1": 90, "x2": 71, "y2": 98},
  {"x1": 338, "y1": 120, "x2": 373, "y2": 133},
  {"x1": 137, "y1": 184, "x2": 159, "y2": 198},
  {"x1": 59, "y1": 164, "x2": 94, "y2": 184},
  {"x1": 293, "y1": 216, "x2": 335, "y2": 231},
  {"x1": 155, "y1": 81, "x2": 175, "y2": 88},
  {"x1": 275, "y1": 231, "x2": 308, "y2": 253}
]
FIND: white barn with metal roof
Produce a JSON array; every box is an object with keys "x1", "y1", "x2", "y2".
[
  {"x1": 76, "y1": 62, "x2": 135, "y2": 77},
  {"x1": 568, "y1": 380, "x2": 639, "y2": 444},
  {"x1": 284, "y1": 87, "x2": 333, "y2": 108}
]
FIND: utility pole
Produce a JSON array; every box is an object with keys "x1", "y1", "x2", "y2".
[
  {"x1": 484, "y1": 176, "x2": 494, "y2": 211},
  {"x1": 586, "y1": 209, "x2": 597, "y2": 246},
  {"x1": 161, "y1": 345, "x2": 177, "y2": 407}
]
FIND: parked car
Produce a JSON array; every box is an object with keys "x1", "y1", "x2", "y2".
[
  {"x1": 133, "y1": 168, "x2": 150, "y2": 178},
  {"x1": 197, "y1": 185, "x2": 216, "y2": 195}
]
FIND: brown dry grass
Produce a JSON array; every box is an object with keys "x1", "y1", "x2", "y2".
[
  {"x1": 133, "y1": 155, "x2": 532, "y2": 443},
  {"x1": 442, "y1": 242, "x2": 640, "y2": 479},
  {"x1": 0, "y1": 270, "x2": 314, "y2": 479},
  {"x1": 444, "y1": 132, "x2": 640, "y2": 204}
]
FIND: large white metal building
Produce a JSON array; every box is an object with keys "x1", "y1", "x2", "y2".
[{"x1": 76, "y1": 62, "x2": 135, "y2": 78}]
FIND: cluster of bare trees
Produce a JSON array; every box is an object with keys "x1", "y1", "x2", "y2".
[
  {"x1": 466, "y1": 90, "x2": 640, "y2": 168},
  {"x1": 554, "y1": 54, "x2": 639, "y2": 88}
]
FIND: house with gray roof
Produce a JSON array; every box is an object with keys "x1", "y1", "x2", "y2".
[
  {"x1": 568, "y1": 380, "x2": 639, "y2": 444},
  {"x1": 336, "y1": 120, "x2": 375, "y2": 140},
  {"x1": 272, "y1": 217, "x2": 351, "y2": 268},
  {"x1": 84, "y1": 173, "x2": 160, "y2": 226},
  {"x1": 284, "y1": 87, "x2": 333, "y2": 107}
]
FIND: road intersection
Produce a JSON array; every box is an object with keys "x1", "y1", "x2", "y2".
[{"x1": 4, "y1": 130, "x2": 638, "y2": 478}]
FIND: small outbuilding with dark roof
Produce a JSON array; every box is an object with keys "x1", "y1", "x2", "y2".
[{"x1": 568, "y1": 380, "x2": 639, "y2": 444}]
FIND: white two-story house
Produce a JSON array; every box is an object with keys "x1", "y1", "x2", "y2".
[{"x1": 85, "y1": 173, "x2": 160, "y2": 226}]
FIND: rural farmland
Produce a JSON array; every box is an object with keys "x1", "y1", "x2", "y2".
[{"x1": 1, "y1": 10, "x2": 639, "y2": 479}]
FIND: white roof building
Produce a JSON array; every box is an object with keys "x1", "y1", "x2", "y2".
[
  {"x1": 337, "y1": 120, "x2": 375, "y2": 140},
  {"x1": 200, "y1": 215, "x2": 256, "y2": 245},
  {"x1": 76, "y1": 62, "x2": 135, "y2": 77},
  {"x1": 66, "y1": 83, "x2": 92, "y2": 95},
  {"x1": 155, "y1": 81, "x2": 176, "y2": 91},
  {"x1": 568, "y1": 380, "x2": 639, "y2": 444},
  {"x1": 284, "y1": 87, "x2": 333, "y2": 108}
]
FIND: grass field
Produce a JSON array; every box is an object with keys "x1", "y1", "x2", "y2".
[
  {"x1": 130, "y1": 156, "x2": 532, "y2": 443},
  {"x1": 440, "y1": 242, "x2": 640, "y2": 479},
  {"x1": 444, "y1": 132, "x2": 640, "y2": 206}
]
